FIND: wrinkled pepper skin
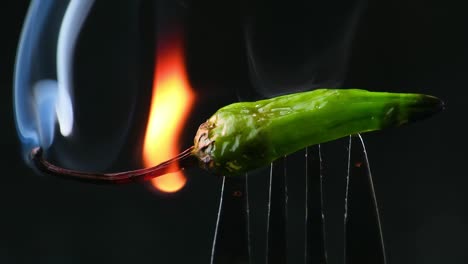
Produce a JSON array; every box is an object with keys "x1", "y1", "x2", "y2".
[{"x1": 193, "y1": 89, "x2": 443, "y2": 176}]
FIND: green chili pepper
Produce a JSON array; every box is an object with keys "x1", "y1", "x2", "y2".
[
  {"x1": 32, "y1": 88, "x2": 443, "y2": 184},
  {"x1": 193, "y1": 89, "x2": 443, "y2": 176}
]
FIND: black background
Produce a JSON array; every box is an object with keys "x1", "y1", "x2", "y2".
[{"x1": 1, "y1": 0, "x2": 466, "y2": 263}]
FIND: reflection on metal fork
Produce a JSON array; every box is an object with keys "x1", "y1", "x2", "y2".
[
  {"x1": 211, "y1": 176, "x2": 251, "y2": 264},
  {"x1": 344, "y1": 134, "x2": 387, "y2": 264},
  {"x1": 266, "y1": 158, "x2": 288, "y2": 263},
  {"x1": 305, "y1": 145, "x2": 327, "y2": 263}
]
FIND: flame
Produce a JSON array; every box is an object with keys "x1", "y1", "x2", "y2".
[{"x1": 143, "y1": 33, "x2": 194, "y2": 193}]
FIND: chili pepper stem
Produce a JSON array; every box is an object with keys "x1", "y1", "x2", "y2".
[{"x1": 31, "y1": 146, "x2": 197, "y2": 184}]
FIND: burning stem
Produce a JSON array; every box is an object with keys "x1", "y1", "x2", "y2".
[{"x1": 30, "y1": 146, "x2": 197, "y2": 184}]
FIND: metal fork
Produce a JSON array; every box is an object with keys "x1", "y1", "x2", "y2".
[{"x1": 210, "y1": 134, "x2": 386, "y2": 264}]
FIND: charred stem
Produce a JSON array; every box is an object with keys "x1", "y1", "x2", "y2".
[{"x1": 30, "y1": 146, "x2": 198, "y2": 184}]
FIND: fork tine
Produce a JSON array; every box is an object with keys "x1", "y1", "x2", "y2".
[
  {"x1": 266, "y1": 158, "x2": 288, "y2": 263},
  {"x1": 344, "y1": 134, "x2": 387, "y2": 264},
  {"x1": 305, "y1": 145, "x2": 328, "y2": 263},
  {"x1": 211, "y1": 176, "x2": 250, "y2": 264}
]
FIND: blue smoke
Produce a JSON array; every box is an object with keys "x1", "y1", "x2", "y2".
[
  {"x1": 13, "y1": 0, "x2": 94, "y2": 161},
  {"x1": 14, "y1": 0, "x2": 57, "y2": 159}
]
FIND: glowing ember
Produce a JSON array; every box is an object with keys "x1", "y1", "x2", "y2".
[{"x1": 143, "y1": 33, "x2": 194, "y2": 193}]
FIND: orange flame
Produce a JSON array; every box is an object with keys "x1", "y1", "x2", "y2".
[{"x1": 143, "y1": 32, "x2": 194, "y2": 193}]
